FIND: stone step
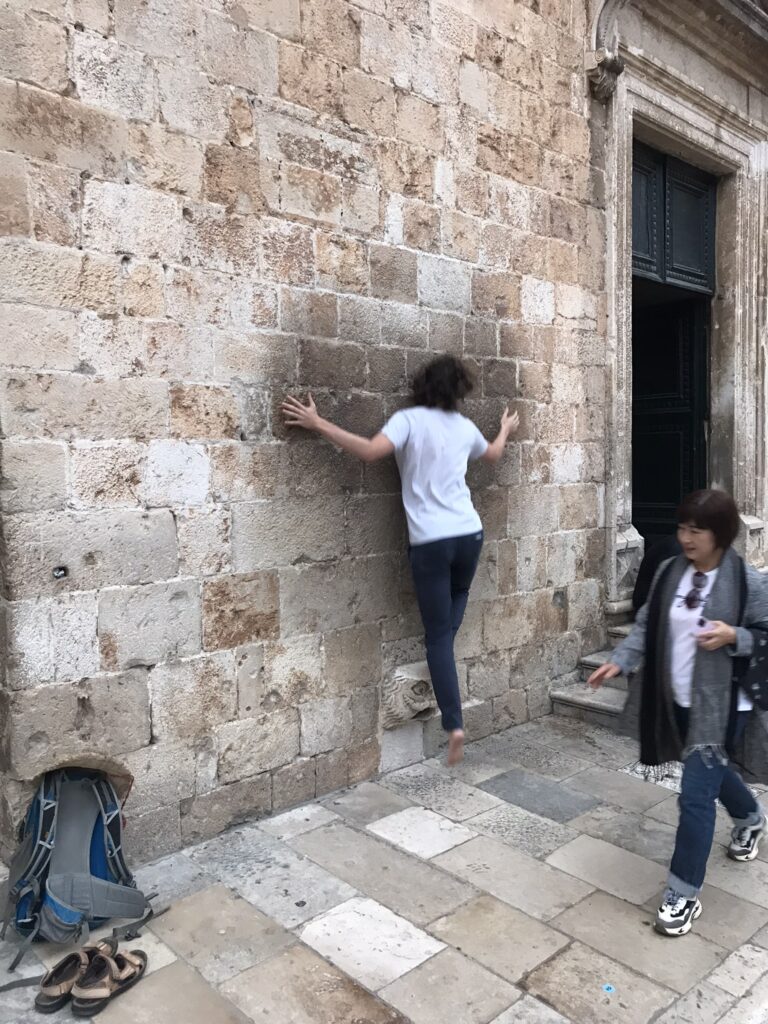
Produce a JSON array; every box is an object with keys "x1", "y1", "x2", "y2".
[
  {"x1": 578, "y1": 650, "x2": 628, "y2": 691},
  {"x1": 609, "y1": 623, "x2": 632, "y2": 647},
  {"x1": 550, "y1": 682, "x2": 627, "y2": 731}
]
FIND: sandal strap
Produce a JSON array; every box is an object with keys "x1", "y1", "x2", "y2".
[{"x1": 40, "y1": 950, "x2": 88, "y2": 997}]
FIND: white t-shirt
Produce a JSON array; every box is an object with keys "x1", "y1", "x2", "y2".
[
  {"x1": 381, "y1": 406, "x2": 488, "y2": 545},
  {"x1": 669, "y1": 564, "x2": 752, "y2": 711}
]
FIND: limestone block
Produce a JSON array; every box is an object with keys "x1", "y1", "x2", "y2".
[
  {"x1": 271, "y1": 758, "x2": 316, "y2": 812},
  {"x1": 459, "y1": 60, "x2": 489, "y2": 116},
  {"x1": 141, "y1": 440, "x2": 210, "y2": 507},
  {"x1": 1, "y1": 441, "x2": 67, "y2": 513},
  {"x1": 123, "y1": 741, "x2": 197, "y2": 817},
  {"x1": 521, "y1": 276, "x2": 555, "y2": 325},
  {"x1": 200, "y1": 12, "x2": 279, "y2": 96},
  {"x1": 127, "y1": 122, "x2": 204, "y2": 199},
  {"x1": 0, "y1": 8, "x2": 68, "y2": 93},
  {"x1": 298, "y1": 338, "x2": 367, "y2": 389},
  {"x1": 149, "y1": 652, "x2": 237, "y2": 742},
  {"x1": 396, "y1": 92, "x2": 443, "y2": 151},
  {"x1": 360, "y1": 12, "x2": 414, "y2": 89},
  {"x1": 262, "y1": 635, "x2": 324, "y2": 709},
  {"x1": 0, "y1": 81, "x2": 128, "y2": 179},
  {"x1": 122, "y1": 259, "x2": 166, "y2": 317},
  {"x1": 342, "y1": 69, "x2": 396, "y2": 135},
  {"x1": 471, "y1": 270, "x2": 520, "y2": 319},
  {"x1": 231, "y1": 496, "x2": 344, "y2": 572},
  {"x1": 492, "y1": 688, "x2": 528, "y2": 730},
  {"x1": 217, "y1": 708, "x2": 300, "y2": 782},
  {"x1": 428, "y1": 311, "x2": 464, "y2": 355},
  {"x1": 3, "y1": 508, "x2": 178, "y2": 600},
  {"x1": 180, "y1": 775, "x2": 272, "y2": 844},
  {"x1": 213, "y1": 330, "x2": 295, "y2": 388},
  {"x1": 566, "y1": 579, "x2": 602, "y2": 632},
  {"x1": 208, "y1": 444, "x2": 280, "y2": 503},
  {"x1": 418, "y1": 255, "x2": 471, "y2": 312},
  {"x1": 177, "y1": 507, "x2": 232, "y2": 577},
  {"x1": 28, "y1": 161, "x2": 80, "y2": 247},
  {"x1": 0, "y1": 151, "x2": 30, "y2": 237},
  {"x1": 375, "y1": 140, "x2": 435, "y2": 202},
  {"x1": 202, "y1": 571, "x2": 279, "y2": 650},
  {"x1": 69, "y1": 0, "x2": 111, "y2": 34},
  {"x1": 380, "y1": 302, "x2": 428, "y2": 348},
  {"x1": 170, "y1": 385, "x2": 240, "y2": 441},
  {"x1": 379, "y1": 721, "x2": 424, "y2": 772},
  {"x1": 280, "y1": 287, "x2": 338, "y2": 337},
  {"x1": 71, "y1": 442, "x2": 144, "y2": 508},
  {"x1": 83, "y1": 181, "x2": 182, "y2": 262},
  {"x1": 442, "y1": 211, "x2": 480, "y2": 264},
  {"x1": 338, "y1": 295, "x2": 382, "y2": 344},
  {"x1": 73, "y1": 31, "x2": 155, "y2": 122},
  {"x1": 1, "y1": 670, "x2": 151, "y2": 780},
  {"x1": 203, "y1": 144, "x2": 264, "y2": 215},
  {"x1": 114, "y1": 0, "x2": 199, "y2": 61},
  {"x1": 370, "y1": 244, "x2": 417, "y2": 303},
  {"x1": 233, "y1": 0, "x2": 300, "y2": 38},
  {"x1": 381, "y1": 660, "x2": 436, "y2": 729},
  {"x1": 181, "y1": 205, "x2": 261, "y2": 276},
  {"x1": 281, "y1": 164, "x2": 342, "y2": 226},
  {"x1": 235, "y1": 644, "x2": 265, "y2": 717},
  {"x1": 558, "y1": 483, "x2": 600, "y2": 531},
  {"x1": 261, "y1": 219, "x2": 315, "y2": 286},
  {"x1": 6, "y1": 592, "x2": 99, "y2": 688},
  {"x1": 403, "y1": 199, "x2": 440, "y2": 256},
  {"x1": 124, "y1": 804, "x2": 182, "y2": 865},
  {"x1": 0, "y1": 240, "x2": 119, "y2": 314},
  {"x1": 556, "y1": 282, "x2": 598, "y2": 321},
  {"x1": 300, "y1": 696, "x2": 353, "y2": 756},
  {"x1": 324, "y1": 624, "x2": 383, "y2": 697},
  {"x1": 341, "y1": 181, "x2": 381, "y2": 234},
  {"x1": 98, "y1": 580, "x2": 202, "y2": 671},
  {"x1": 279, "y1": 42, "x2": 343, "y2": 117},
  {"x1": 158, "y1": 64, "x2": 229, "y2": 141},
  {"x1": 315, "y1": 233, "x2": 369, "y2": 295},
  {"x1": 279, "y1": 555, "x2": 400, "y2": 636}
]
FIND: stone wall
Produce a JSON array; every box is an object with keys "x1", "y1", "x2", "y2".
[{"x1": 0, "y1": 0, "x2": 608, "y2": 863}]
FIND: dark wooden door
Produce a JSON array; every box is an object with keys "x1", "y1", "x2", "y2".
[{"x1": 632, "y1": 296, "x2": 709, "y2": 543}]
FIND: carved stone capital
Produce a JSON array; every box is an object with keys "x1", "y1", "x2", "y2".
[{"x1": 586, "y1": 48, "x2": 626, "y2": 102}]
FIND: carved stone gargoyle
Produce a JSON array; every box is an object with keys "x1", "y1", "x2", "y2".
[{"x1": 381, "y1": 661, "x2": 437, "y2": 730}]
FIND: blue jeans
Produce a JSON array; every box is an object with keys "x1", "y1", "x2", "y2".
[
  {"x1": 669, "y1": 704, "x2": 761, "y2": 897},
  {"x1": 408, "y1": 531, "x2": 483, "y2": 732}
]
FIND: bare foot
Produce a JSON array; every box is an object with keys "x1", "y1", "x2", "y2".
[{"x1": 447, "y1": 729, "x2": 465, "y2": 766}]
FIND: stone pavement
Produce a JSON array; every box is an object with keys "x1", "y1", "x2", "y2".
[{"x1": 4, "y1": 716, "x2": 768, "y2": 1023}]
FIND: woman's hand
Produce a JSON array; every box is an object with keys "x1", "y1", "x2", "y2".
[
  {"x1": 587, "y1": 662, "x2": 622, "y2": 689},
  {"x1": 282, "y1": 394, "x2": 321, "y2": 432},
  {"x1": 501, "y1": 406, "x2": 520, "y2": 439},
  {"x1": 697, "y1": 620, "x2": 738, "y2": 651}
]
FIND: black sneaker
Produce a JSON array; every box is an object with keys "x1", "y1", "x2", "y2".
[
  {"x1": 728, "y1": 814, "x2": 767, "y2": 862},
  {"x1": 654, "y1": 890, "x2": 702, "y2": 936}
]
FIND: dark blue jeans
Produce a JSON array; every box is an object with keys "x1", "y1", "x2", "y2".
[
  {"x1": 408, "y1": 531, "x2": 483, "y2": 732},
  {"x1": 669, "y1": 703, "x2": 761, "y2": 897}
]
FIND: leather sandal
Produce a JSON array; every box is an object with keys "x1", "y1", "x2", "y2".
[
  {"x1": 71, "y1": 949, "x2": 147, "y2": 1018},
  {"x1": 34, "y1": 937, "x2": 118, "y2": 1014}
]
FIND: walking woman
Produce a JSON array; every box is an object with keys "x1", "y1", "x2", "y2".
[
  {"x1": 283, "y1": 355, "x2": 518, "y2": 766},
  {"x1": 589, "y1": 490, "x2": 768, "y2": 937}
]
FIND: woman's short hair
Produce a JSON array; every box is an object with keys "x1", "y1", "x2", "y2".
[
  {"x1": 677, "y1": 489, "x2": 741, "y2": 549},
  {"x1": 411, "y1": 356, "x2": 475, "y2": 411}
]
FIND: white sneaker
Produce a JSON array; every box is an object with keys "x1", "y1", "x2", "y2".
[
  {"x1": 655, "y1": 890, "x2": 702, "y2": 936},
  {"x1": 728, "y1": 815, "x2": 767, "y2": 862}
]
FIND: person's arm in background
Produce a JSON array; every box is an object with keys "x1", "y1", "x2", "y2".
[
  {"x1": 282, "y1": 394, "x2": 394, "y2": 463},
  {"x1": 481, "y1": 407, "x2": 520, "y2": 464}
]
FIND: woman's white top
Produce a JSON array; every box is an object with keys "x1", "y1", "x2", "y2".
[
  {"x1": 381, "y1": 407, "x2": 488, "y2": 545},
  {"x1": 669, "y1": 564, "x2": 753, "y2": 711}
]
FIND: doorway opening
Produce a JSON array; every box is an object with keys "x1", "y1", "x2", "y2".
[{"x1": 631, "y1": 142, "x2": 716, "y2": 546}]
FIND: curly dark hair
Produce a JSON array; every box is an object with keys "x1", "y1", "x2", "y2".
[
  {"x1": 411, "y1": 356, "x2": 475, "y2": 411},
  {"x1": 677, "y1": 489, "x2": 741, "y2": 550}
]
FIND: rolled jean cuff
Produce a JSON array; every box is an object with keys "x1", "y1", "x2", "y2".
[
  {"x1": 731, "y1": 803, "x2": 764, "y2": 829},
  {"x1": 666, "y1": 871, "x2": 700, "y2": 900}
]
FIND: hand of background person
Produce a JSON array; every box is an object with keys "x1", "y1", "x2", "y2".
[
  {"x1": 282, "y1": 393, "x2": 321, "y2": 432},
  {"x1": 501, "y1": 406, "x2": 520, "y2": 439},
  {"x1": 697, "y1": 620, "x2": 737, "y2": 651},
  {"x1": 587, "y1": 662, "x2": 621, "y2": 689}
]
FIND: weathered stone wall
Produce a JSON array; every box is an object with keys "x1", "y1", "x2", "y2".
[{"x1": 0, "y1": 0, "x2": 608, "y2": 862}]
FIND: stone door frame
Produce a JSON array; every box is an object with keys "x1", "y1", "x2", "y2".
[{"x1": 599, "y1": 33, "x2": 768, "y2": 605}]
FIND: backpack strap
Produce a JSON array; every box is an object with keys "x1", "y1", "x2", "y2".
[{"x1": 90, "y1": 777, "x2": 134, "y2": 887}]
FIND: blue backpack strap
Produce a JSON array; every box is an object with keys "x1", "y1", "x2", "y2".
[{"x1": 90, "y1": 777, "x2": 134, "y2": 888}]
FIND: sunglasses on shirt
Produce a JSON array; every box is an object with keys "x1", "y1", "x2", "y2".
[{"x1": 680, "y1": 570, "x2": 707, "y2": 610}]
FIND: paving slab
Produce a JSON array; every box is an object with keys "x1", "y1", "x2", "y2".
[
  {"x1": 379, "y1": 764, "x2": 502, "y2": 821},
  {"x1": 98, "y1": 960, "x2": 244, "y2": 1024},
  {"x1": 221, "y1": 941, "x2": 409, "y2": 1023},
  {"x1": 642, "y1": 883, "x2": 768, "y2": 949},
  {"x1": 423, "y1": 745, "x2": 514, "y2": 786},
  {"x1": 567, "y1": 805, "x2": 676, "y2": 864},
  {"x1": 366, "y1": 806, "x2": 477, "y2": 859},
  {"x1": 715, "y1": 971, "x2": 768, "y2": 1024},
  {"x1": 704, "y1": 850, "x2": 768, "y2": 909},
  {"x1": 489, "y1": 995, "x2": 571, "y2": 1023},
  {"x1": 546, "y1": 834, "x2": 666, "y2": 905},
  {"x1": 434, "y1": 836, "x2": 593, "y2": 921},
  {"x1": 321, "y1": 782, "x2": 415, "y2": 825},
  {"x1": 258, "y1": 803, "x2": 339, "y2": 840},
  {"x1": 292, "y1": 822, "x2": 475, "y2": 925},
  {"x1": 148, "y1": 883, "x2": 295, "y2": 985},
  {"x1": 480, "y1": 733, "x2": 593, "y2": 780},
  {"x1": 186, "y1": 825, "x2": 357, "y2": 927},
  {"x1": 553, "y1": 891, "x2": 726, "y2": 994},
  {"x1": 566, "y1": 766, "x2": 670, "y2": 812},
  {"x1": 429, "y1": 894, "x2": 569, "y2": 983},
  {"x1": 525, "y1": 941, "x2": 674, "y2": 1024},
  {"x1": 753, "y1": 921, "x2": 768, "y2": 948},
  {"x1": 651, "y1": 982, "x2": 735, "y2": 1024},
  {"x1": 706, "y1": 942, "x2": 768, "y2": 997},
  {"x1": 465, "y1": 803, "x2": 578, "y2": 860},
  {"x1": 514, "y1": 718, "x2": 639, "y2": 769},
  {"x1": 299, "y1": 897, "x2": 444, "y2": 990},
  {"x1": 479, "y1": 767, "x2": 601, "y2": 823},
  {"x1": 36, "y1": 924, "x2": 176, "y2": 977},
  {"x1": 380, "y1": 948, "x2": 519, "y2": 1024},
  {"x1": 134, "y1": 852, "x2": 215, "y2": 906}
]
